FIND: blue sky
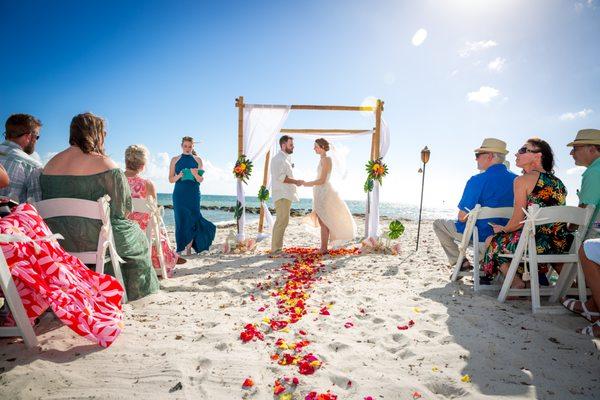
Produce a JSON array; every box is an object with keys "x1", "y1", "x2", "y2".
[{"x1": 1, "y1": 0, "x2": 599, "y2": 208}]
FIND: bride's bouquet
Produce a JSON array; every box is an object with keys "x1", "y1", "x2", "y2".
[{"x1": 361, "y1": 220, "x2": 404, "y2": 255}]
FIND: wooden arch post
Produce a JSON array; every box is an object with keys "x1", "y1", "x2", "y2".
[
  {"x1": 235, "y1": 96, "x2": 244, "y2": 236},
  {"x1": 366, "y1": 99, "x2": 383, "y2": 236},
  {"x1": 236, "y1": 96, "x2": 244, "y2": 157}
]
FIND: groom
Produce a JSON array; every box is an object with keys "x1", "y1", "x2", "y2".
[{"x1": 270, "y1": 135, "x2": 304, "y2": 253}]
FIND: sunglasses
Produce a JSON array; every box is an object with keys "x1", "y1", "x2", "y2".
[
  {"x1": 517, "y1": 146, "x2": 540, "y2": 154},
  {"x1": 475, "y1": 152, "x2": 490, "y2": 159}
]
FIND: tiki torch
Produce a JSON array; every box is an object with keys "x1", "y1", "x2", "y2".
[{"x1": 416, "y1": 146, "x2": 430, "y2": 251}]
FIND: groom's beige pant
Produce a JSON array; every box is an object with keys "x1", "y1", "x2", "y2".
[{"x1": 271, "y1": 198, "x2": 292, "y2": 252}]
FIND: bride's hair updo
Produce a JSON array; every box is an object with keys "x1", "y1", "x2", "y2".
[{"x1": 315, "y1": 138, "x2": 330, "y2": 151}]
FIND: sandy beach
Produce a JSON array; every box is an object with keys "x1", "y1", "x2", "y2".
[{"x1": 1, "y1": 217, "x2": 599, "y2": 400}]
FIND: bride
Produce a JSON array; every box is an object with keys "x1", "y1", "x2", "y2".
[{"x1": 303, "y1": 138, "x2": 357, "y2": 253}]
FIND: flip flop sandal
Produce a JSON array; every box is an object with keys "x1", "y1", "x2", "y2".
[
  {"x1": 579, "y1": 320, "x2": 600, "y2": 337},
  {"x1": 562, "y1": 298, "x2": 600, "y2": 322},
  {"x1": 581, "y1": 302, "x2": 600, "y2": 322}
]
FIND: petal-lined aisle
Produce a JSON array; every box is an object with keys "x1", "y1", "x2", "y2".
[{"x1": 239, "y1": 247, "x2": 359, "y2": 399}]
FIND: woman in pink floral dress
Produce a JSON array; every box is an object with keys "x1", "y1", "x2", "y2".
[{"x1": 124, "y1": 145, "x2": 183, "y2": 277}]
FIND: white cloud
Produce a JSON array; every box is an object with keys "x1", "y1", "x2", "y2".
[
  {"x1": 566, "y1": 166, "x2": 586, "y2": 175},
  {"x1": 411, "y1": 28, "x2": 428, "y2": 46},
  {"x1": 459, "y1": 40, "x2": 498, "y2": 57},
  {"x1": 559, "y1": 108, "x2": 593, "y2": 121},
  {"x1": 450, "y1": 69, "x2": 459, "y2": 77},
  {"x1": 488, "y1": 57, "x2": 506, "y2": 72},
  {"x1": 575, "y1": 0, "x2": 595, "y2": 12},
  {"x1": 467, "y1": 86, "x2": 500, "y2": 104}
]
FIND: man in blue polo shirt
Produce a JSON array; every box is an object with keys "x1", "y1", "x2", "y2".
[{"x1": 433, "y1": 138, "x2": 517, "y2": 269}]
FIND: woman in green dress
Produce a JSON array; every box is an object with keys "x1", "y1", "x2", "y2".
[{"x1": 40, "y1": 113, "x2": 159, "y2": 300}]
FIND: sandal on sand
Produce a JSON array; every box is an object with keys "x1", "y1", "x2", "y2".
[
  {"x1": 579, "y1": 320, "x2": 600, "y2": 338},
  {"x1": 562, "y1": 298, "x2": 600, "y2": 322}
]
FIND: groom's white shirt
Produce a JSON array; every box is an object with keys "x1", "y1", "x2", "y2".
[{"x1": 271, "y1": 150, "x2": 299, "y2": 203}]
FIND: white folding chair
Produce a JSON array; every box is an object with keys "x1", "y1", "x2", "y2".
[
  {"x1": 451, "y1": 204, "x2": 513, "y2": 292},
  {"x1": 0, "y1": 236, "x2": 38, "y2": 348},
  {"x1": 35, "y1": 195, "x2": 128, "y2": 303},
  {"x1": 132, "y1": 197, "x2": 168, "y2": 279},
  {"x1": 497, "y1": 204, "x2": 595, "y2": 313}
]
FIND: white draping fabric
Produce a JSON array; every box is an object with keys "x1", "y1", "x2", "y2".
[
  {"x1": 367, "y1": 116, "x2": 391, "y2": 239},
  {"x1": 243, "y1": 106, "x2": 291, "y2": 161},
  {"x1": 237, "y1": 106, "x2": 290, "y2": 241}
]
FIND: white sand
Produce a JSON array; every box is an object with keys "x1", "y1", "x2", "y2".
[{"x1": 1, "y1": 217, "x2": 599, "y2": 399}]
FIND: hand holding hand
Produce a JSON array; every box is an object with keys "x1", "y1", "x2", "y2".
[{"x1": 296, "y1": 179, "x2": 305, "y2": 186}]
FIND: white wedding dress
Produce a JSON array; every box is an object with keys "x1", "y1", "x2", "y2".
[{"x1": 305, "y1": 157, "x2": 357, "y2": 243}]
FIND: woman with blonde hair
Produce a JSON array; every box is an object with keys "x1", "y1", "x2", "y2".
[
  {"x1": 41, "y1": 113, "x2": 159, "y2": 300},
  {"x1": 303, "y1": 138, "x2": 356, "y2": 253},
  {"x1": 125, "y1": 145, "x2": 185, "y2": 276},
  {"x1": 168, "y1": 136, "x2": 215, "y2": 255}
]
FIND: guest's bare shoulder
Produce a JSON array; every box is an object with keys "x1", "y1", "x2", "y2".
[
  {"x1": 43, "y1": 148, "x2": 118, "y2": 175},
  {"x1": 170, "y1": 155, "x2": 182, "y2": 165},
  {"x1": 515, "y1": 172, "x2": 540, "y2": 191},
  {"x1": 42, "y1": 148, "x2": 70, "y2": 173},
  {"x1": 193, "y1": 155, "x2": 203, "y2": 168}
]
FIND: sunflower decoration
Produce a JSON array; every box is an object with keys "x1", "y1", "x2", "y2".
[
  {"x1": 364, "y1": 157, "x2": 388, "y2": 192},
  {"x1": 233, "y1": 154, "x2": 253, "y2": 183}
]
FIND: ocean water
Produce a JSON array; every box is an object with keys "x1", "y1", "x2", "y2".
[{"x1": 156, "y1": 193, "x2": 454, "y2": 228}]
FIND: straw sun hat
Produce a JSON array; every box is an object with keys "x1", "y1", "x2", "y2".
[
  {"x1": 566, "y1": 129, "x2": 600, "y2": 147},
  {"x1": 474, "y1": 138, "x2": 509, "y2": 155}
]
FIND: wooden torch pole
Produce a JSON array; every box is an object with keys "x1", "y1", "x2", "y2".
[{"x1": 416, "y1": 146, "x2": 430, "y2": 251}]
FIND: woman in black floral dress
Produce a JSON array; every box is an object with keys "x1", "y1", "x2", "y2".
[{"x1": 481, "y1": 138, "x2": 571, "y2": 289}]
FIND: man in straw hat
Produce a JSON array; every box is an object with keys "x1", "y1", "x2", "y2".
[
  {"x1": 561, "y1": 129, "x2": 600, "y2": 337},
  {"x1": 433, "y1": 138, "x2": 517, "y2": 271},
  {"x1": 567, "y1": 129, "x2": 600, "y2": 240}
]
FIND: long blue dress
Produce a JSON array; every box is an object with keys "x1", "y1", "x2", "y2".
[{"x1": 173, "y1": 154, "x2": 216, "y2": 253}]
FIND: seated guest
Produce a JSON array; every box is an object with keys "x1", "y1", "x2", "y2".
[
  {"x1": 574, "y1": 239, "x2": 600, "y2": 337},
  {"x1": 124, "y1": 144, "x2": 185, "y2": 276},
  {"x1": 0, "y1": 165, "x2": 123, "y2": 347},
  {"x1": 433, "y1": 138, "x2": 516, "y2": 269},
  {"x1": 482, "y1": 138, "x2": 572, "y2": 288},
  {"x1": 40, "y1": 113, "x2": 159, "y2": 301},
  {"x1": 0, "y1": 114, "x2": 43, "y2": 203},
  {"x1": 561, "y1": 129, "x2": 600, "y2": 322},
  {"x1": 568, "y1": 129, "x2": 600, "y2": 239}
]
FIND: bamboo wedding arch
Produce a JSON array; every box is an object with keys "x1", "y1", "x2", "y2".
[{"x1": 234, "y1": 96, "x2": 387, "y2": 239}]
